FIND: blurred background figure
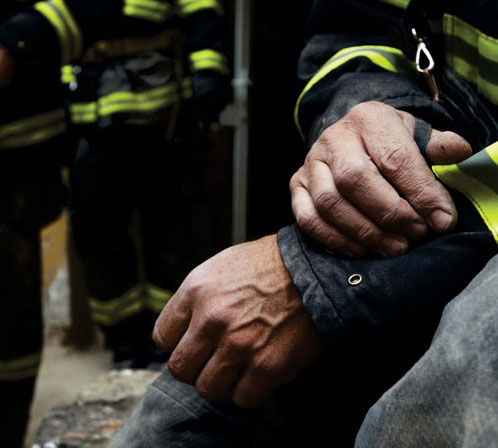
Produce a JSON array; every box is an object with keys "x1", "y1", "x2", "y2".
[
  {"x1": 62, "y1": 0, "x2": 230, "y2": 369},
  {"x1": 0, "y1": 2, "x2": 67, "y2": 446}
]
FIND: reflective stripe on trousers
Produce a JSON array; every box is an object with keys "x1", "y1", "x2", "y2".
[{"x1": 89, "y1": 283, "x2": 173, "y2": 326}]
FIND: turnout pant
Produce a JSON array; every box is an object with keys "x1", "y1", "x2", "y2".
[
  {"x1": 355, "y1": 254, "x2": 498, "y2": 447},
  {"x1": 70, "y1": 124, "x2": 208, "y2": 355},
  {"x1": 109, "y1": 255, "x2": 498, "y2": 447}
]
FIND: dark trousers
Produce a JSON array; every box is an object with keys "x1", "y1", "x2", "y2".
[{"x1": 70, "y1": 124, "x2": 207, "y2": 353}]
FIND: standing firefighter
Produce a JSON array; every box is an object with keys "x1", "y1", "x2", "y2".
[
  {"x1": 0, "y1": 0, "x2": 230, "y2": 367},
  {"x1": 0, "y1": 1, "x2": 67, "y2": 447},
  {"x1": 66, "y1": 0, "x2": 230, "y2": 367},
  {"x1": 0, "y1": 0, "x2": 229, "y2": 443}
]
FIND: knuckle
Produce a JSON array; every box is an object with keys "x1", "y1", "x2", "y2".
[
  {"x1": 304, "y1": 150, "x2": 316, "y2": 165},
  {"x1": 196, "y1": 382, "x2": 216, "y2": 401},
  {"x1": 152, "y1": 325, "x2": 165, "y2": 349},
  {"x1": 396, "y1": 110, "x2": 416, "y2": 129},
  {"x1": 377, "y1": 203, "x2": 402, "y2": 227},
  {"x1": 378, "y1": 143, "x2": 411, "y2": 177},
  {"x1": 251, "y1": 358, "x2": 279, "y2": 380},
  {"x1": 182, "y1": 271, "x2": 204, "y2": 302},
  {"x1": 355, "y1": 222, "x2": 377, "y2": 243},
  {"x1": 314, "y1": 127, "x2": 341, "y2": 159},
  {"x1": 323, "y1": 230, "x2": 342, "y2": 251},
  {"x1": 295, "y1": 209, "x2": 318, "y2": 232},
  {"x1": 202, "y1": 306, "x2": 229, "y2": 331},
  {"x1": 168, "y1": 354, "x2": 189, "y2": 382},
  {"x1": 335, "y1": 161, "x2": 368, "y2": 194},
  {"x1": 409, "y1": 184, "x2": 441, "y2": 211},
  {"x1": 225, "y1": 336, "x2": 252, "y2": 356},
  {"x1": 314, "y1": 188, "x2": 342, "y2": 214},
  {"x1": 348, "y1": 101, "x2": 382, "y2": 120},
  {"x1": 316, "y1": 125, "x2": 336, "y2": 147},
  {"x1": 289, "y1": 171, "x2": 301, "y2": 190}
]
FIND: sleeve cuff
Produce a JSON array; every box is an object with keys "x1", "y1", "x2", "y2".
[{"x1": 277, "y1": 224, "x2": 348, "y2": 351}]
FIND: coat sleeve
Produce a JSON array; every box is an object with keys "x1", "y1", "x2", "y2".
[
  {"x1": 176, "y1": 0, "x2": 230, "y2": 121},
  {"x1": 278, "y1": 194, "x2": 496, "y2": 357},
  {"x1": 279, "y1": 0, "x2": 498, "y2": 367},
  {"x1": 295, "y1": 0, "x2": 454, "y2": 145}
]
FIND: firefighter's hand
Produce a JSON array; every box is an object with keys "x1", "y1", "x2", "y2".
[
  {"x1": 290, "y1": 101, "x2": 472, "y2": 258},
  {"x1": 0, "y1": 44, "x2": 15, "y2": 87},
  {"x1": 153, "y1": 235, "x2": 324, "y2": 408}
]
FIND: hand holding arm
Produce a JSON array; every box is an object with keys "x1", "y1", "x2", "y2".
[
  {"x1": 153, "y1": 235, "x2": 324, "y2": 408},
  {"x1": 290, "y1": 101, "x2": 472, "y2": 257}
]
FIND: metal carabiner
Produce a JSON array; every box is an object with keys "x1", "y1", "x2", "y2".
[
  {"x1": 412, "y1": 28, "x2": 435, "y2": 72},
  {"x1": 411, "y1": 28, "x2": 439, "y2": 101}
]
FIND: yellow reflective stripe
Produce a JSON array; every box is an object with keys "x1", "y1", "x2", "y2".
[
  {"x1": 177, "y1": 0, "x2": 223, "y2": 16},
  {"x1": 183, "y1": 77, "x2": 192, "y2": 88},
  {"x1": 0, "y1": 122, "x2": 67, "y2": 149},
  {"x1": 144, "y1": 283, "x2": 174, "y2": 313},
  {"x1": 0, "y1": 109, "x2": 65, "y2": 139},
  {"x1": 98, "y1": 84, "x2": 177, "y2": 105},
  {"x1": 34, "y1": 0, "x2": 82, "y2": 65},
  {"x1": 123, "y1": 5, "x2": 169, "y2": 22},
  {"x1": 448, "y1": 55, "x2": 498, "y2": 105},
  {"x1": 444, "y1": 14, "x2": 497, "y2": 61},
  {"x1": 433, "y1": 141, "x2": 498, "y2": 244},
  {"x1": 189, "y1": 49, "x2": 228, "y2": 75},
  {"x1": 91, "y1": 302, "x2": 145, "y2": 326},
  {"x1": 52, "y1": 0, "x2": 82, "y2": 59},
  {"x1": 182, "y1": 76, "x2": 193, "y2": 98},
  {"x1": 89, "y1": 285, "x2": 143, "y2": 326},
  {"x1": 294, "y1": 45, "x2": 414, "y2": 140},
  {"x1": 61, "y1": 64, "x2": 76, "y2": 84},
  {"x1": 89, "y1": 285, "x2": 142, "y2": 313},
  {"x1": 443, "y1": 14, "x2": 498, "y2": 105},
  {"x1": 99, "y1": 96, "x2": 179, "y2": 116},
  {"x1": 0, "y1": 352, "x2": 41, "y2": 381},
  {"x1": 98, "y1": 84, "x2": 180, "y2": 116},
  {"x1": 123, "y1": 0, "x2": 172, "y2": 22},
  {"x1": 375, "y1": 0, "x2": 409, "y2": 9},
  {"x1": 34, "y1": 2, "x2": 71, "y2": 64},
  {"x1": 70, "y1": 101, "x2": 98, "y2": 124},
  {"x1": 126, "y1": 0, "x2": 170, "y2": 13},
  {"x1": 70, "y1": 84, "x2": 181, "y2": 123},
  {"x1": 0, "y1": 109, "x2": 66, "y2": 149}
]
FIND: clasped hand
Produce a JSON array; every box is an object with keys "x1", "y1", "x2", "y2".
[{"x1": 153, "y1": 235, "x2": 324, "y2": 408}]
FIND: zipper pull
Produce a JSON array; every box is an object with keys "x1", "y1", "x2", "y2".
[{"x1": 412, "y1": 28, "x2": 439, "y2": 101}]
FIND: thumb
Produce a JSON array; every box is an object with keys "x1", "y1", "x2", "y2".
[{"x1": 426, "y1": 129, "x2": 473, "y2": 165}]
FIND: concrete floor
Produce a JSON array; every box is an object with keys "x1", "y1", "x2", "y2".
[{"x1": 23, "y1": 339, "x2": 112, "y2": 447}]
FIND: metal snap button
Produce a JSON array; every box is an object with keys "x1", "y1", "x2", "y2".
[{"x1": 348, "y1": 274, "x2": 362, "y2": 286}]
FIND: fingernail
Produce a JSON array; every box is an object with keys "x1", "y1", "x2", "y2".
[
  {"x1": 429, "y1": 210, "x2": 454, "y2": 232},
  {"x1": 382, "y1": 237, "x2": 408, "y2": 257},
  {"x1": 407, "y1": 222, "x2": 429, "y2": 238}
]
